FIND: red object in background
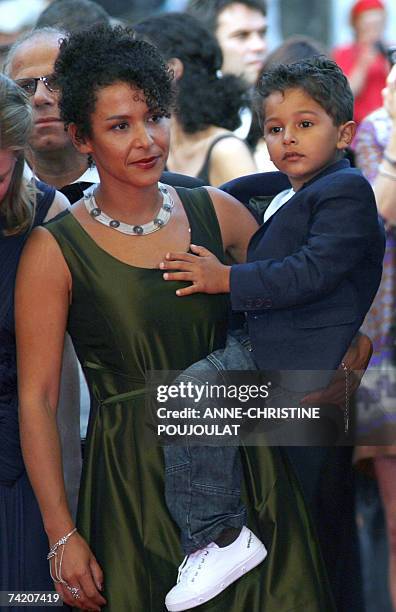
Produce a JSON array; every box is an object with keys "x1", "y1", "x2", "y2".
[
  {"x1": 350, "y1": 0, "x2": 385, "y2": 24},
  {"x1": 333, "y1": 44, "x2": 388, "y2": 124}
]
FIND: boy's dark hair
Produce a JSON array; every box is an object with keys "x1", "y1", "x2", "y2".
[
  {"x1": 134, "y1": 12, "x2": 248, "y2": 134},
  {"x1": 36, "y1": 0, "x2": 110, "y2": 32},
  {"x1": 255, "y1": 56, "x2": 353, "y2": 126},
  {"x1": 54, "y1": 24, "x2": 173, "y2": 140},
  {"x1": 187, "y1": 0, "x2": 266, "y2": 35}
]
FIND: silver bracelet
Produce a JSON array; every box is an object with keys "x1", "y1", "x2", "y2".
[
  {"x1": 47, "y1": 527, "x2": 77, "y2": 585},
  {"x1": 340, "y1": 361, "x2": 350, "y2": 434},
  {"x1": 378, "y1": 164, "x2": 396, "y2": 180}
]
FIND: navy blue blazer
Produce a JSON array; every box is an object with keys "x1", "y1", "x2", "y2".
[{"x1": 222, "y1": 160, "x2": 385, "y2": 374}]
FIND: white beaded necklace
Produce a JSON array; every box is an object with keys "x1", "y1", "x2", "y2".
[{"x1": 84, "y1": 182, "x2": 174, "y2": 235}]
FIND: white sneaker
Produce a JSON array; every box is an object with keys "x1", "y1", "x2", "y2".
[{"x1": 165, "y1": 526, "x2": 267, "y2": 612}]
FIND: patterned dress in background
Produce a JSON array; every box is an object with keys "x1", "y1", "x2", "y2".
[{"x1": 353, "y1": 108, "x2": 396, "y2": 451}]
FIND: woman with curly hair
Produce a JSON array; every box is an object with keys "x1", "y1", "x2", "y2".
[
  {"x1": 134, "y1": 12, "x2": 257, "y2": 186},
  {"x1": 0, "y1": 73, "x2": 70, "y2": 606},
  {"x1": 15, "y1": 25, "x2": 334, "y2": 612}
]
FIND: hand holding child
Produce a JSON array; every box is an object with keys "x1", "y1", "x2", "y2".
[{"x1": 160, "y1": 244, "x2": 231, "y2": 296}]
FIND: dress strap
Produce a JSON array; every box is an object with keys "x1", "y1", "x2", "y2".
[
  {"x1": 175, "y1": 186, "x2": 225, "y2": 262},
  {"x1": 197, "y1": 134, "x2": 244, "y2": 185}
]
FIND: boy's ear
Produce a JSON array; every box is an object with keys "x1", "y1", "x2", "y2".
[
  {"x1": 337, "y1": 121, "x2": 356, "y2": 150},
  {"x1": 68, "y1": 123, "x2": 92, "y2": 154}
]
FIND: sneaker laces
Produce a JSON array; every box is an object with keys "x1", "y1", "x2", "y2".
[{"x1": 176, "y1": 543, "x2": 217, "y2": 584}]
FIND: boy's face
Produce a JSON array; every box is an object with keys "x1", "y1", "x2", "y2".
[{"x1": 262, "y1": 87, "x2": 355, "y2": 191}]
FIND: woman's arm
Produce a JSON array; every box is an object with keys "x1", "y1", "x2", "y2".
[
  {"x1": 15, "y1": 227, "x2": 105, "y2": 611},
  {"x1": 161, "y1": 188, "x2": 259, "y2": 296},
  {"x1": 346, "y1": 44, "x2": 378, "y2": 97},
  {"x1": 373, "y1": 69, "x2": 396, "y2": 224},
  {"x1": 44, "y1": 189, "x2": 82, "y2": 518},
  {"x1": 208, "y1": 187, "x2": 259, "y2": 263},
  {"x1": 354, "y1": 65, "x2": 396, "y2": 225},
  {"x1": 373, "y1": 124, "x2": 396, "y2": 224},
  {"x1": 209, "y1": 138, "x2": 257, "y2": 187}
]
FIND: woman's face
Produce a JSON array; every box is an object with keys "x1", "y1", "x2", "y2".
[
  {"x1": 76, "y1": 82, "x2": 170, "y2": 189},
  {"x1": 354, "y1": 9, "x2": 386, "y2": 45},
  {"x1": 0, "y1": 150, "x2": 17, "y2": 203}
]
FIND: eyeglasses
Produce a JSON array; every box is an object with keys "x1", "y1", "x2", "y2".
[{"x1": 15, "y1": 75, "x2": 60, "y2": 97}]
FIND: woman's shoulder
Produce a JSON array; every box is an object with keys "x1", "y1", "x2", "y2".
[
  {"x1": 209, "y1": 134, "x2": 253, "y2": 164},
  {"x1": 32, "y1": 181, "x2": 69, "y2": 226},
  {"x1": 175, "y1": 185, "x2": 214, "y2": 215},
  {"x1": 207, "y1": 131, "x2": 256, "y2": 185},
  {"x1": 356, "y1": 107, "x2": 391, "y2": 145},
  {"x1": 208, "y1": 131, "x2": 246, "y2": 152},
  {"x1": 35, "y1": 179, "x2": 55, "y2": 206},
  {"x1": 31, "y1": 180, "x2": 56, "y2": 225}
]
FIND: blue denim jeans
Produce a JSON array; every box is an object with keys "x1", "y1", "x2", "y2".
[{"x1": 163, "y1": 331, "x2": 254, "y2": 554}]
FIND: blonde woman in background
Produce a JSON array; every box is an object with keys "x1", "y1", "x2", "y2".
[{"x1": 0, "y1": 73, "x2": 75, "y2": 610}]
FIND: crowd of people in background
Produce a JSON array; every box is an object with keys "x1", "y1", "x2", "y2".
[{"x1": 0, "y1": 0, "x2": 395, "y2": 611}]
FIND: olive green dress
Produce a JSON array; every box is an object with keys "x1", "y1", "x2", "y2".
[{"x1": 46, "y1": 187, "x2": 335, "y2": 611}]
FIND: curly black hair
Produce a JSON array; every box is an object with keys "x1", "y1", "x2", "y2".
[
  {"x1": 255, "y1": 56, "x2": 354, "y2": 127},
  {"x1": 54, "y1": 24, "x2": 174, "y2": 140},
  {"x1": 134, "y1": 12, "x2": 249, "y2": 134}
]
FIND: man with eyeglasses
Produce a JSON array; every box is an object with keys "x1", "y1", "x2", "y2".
[
  {"x1": 5, "y1": 27, "x2": 100, "y2": 203},
  {"x1": 15, "y1": 74, "x2": 59, "y2": 96}
]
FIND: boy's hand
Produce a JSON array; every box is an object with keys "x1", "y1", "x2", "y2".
[{"x1": 160, "y1": 244, "x2": 231, "y2": 296}]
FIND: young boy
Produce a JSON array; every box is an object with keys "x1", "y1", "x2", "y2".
[{"x1": 161, "y1": 57, "x2": 384, "y2": 611}]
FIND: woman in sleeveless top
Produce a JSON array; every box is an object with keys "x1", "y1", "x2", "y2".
[
  {"x1": 0, "y1": 74, "x2": 70, "y2": 607},
  {"x1": 15, "y1": 26, "x2": 334, "y2": 611},
  {"x1": 134, "y1": 13, "x2": 257, "y2": 186}
]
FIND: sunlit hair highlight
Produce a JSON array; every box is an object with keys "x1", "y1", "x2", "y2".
[{"x1": 0, "y1": 74, "x2": 37, "y2": 236}]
